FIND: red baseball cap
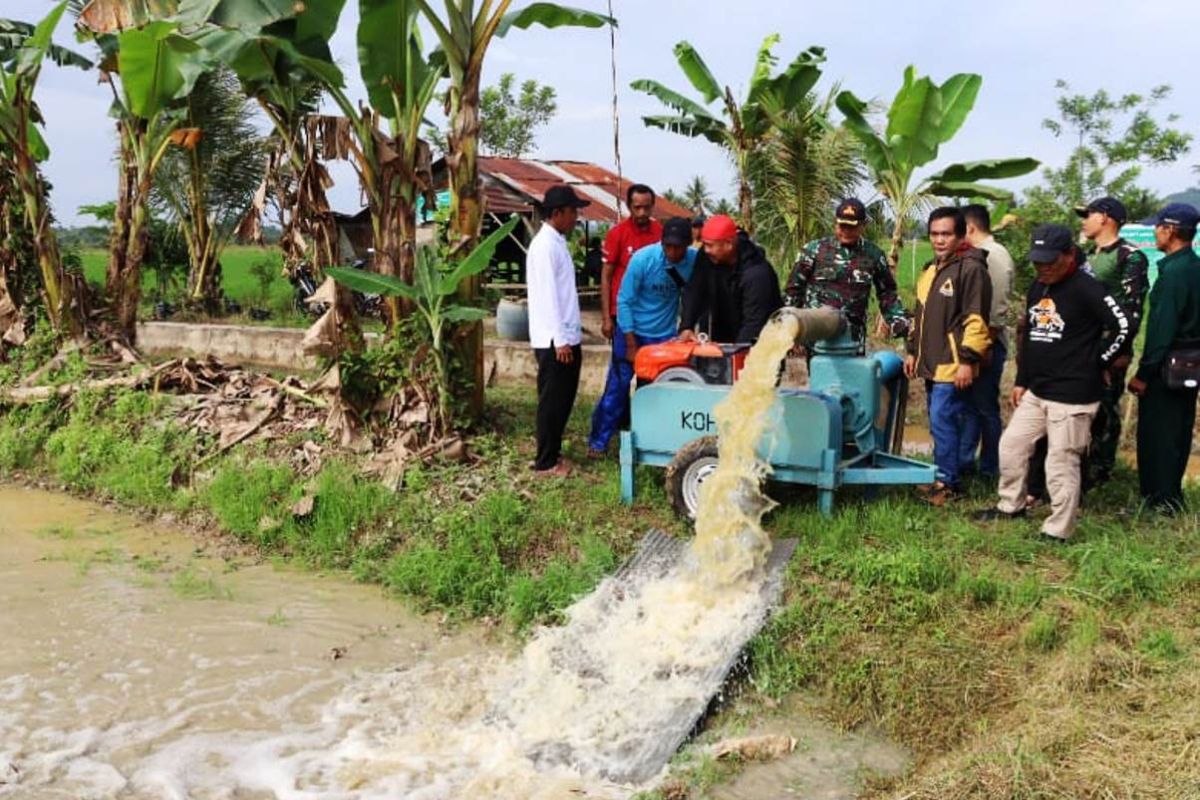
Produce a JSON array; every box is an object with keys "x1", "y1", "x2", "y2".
[{"x1": 700, "y1": 214, "x2": 738, "y2": 241}]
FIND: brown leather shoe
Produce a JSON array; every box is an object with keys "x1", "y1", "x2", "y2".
[{"x1": 921, "y1": 481, "x2": 959, "y2": 507}]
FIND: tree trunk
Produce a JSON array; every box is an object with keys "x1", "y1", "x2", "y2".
[
  {"x1": 447, "y1": 78, "x2": 486, "y2": 418},
  {"x1": 13, "y1": 151, "x2": 76, "y2": 334},
  {"x1": 737, "y1": 172, "x2": 754, "y2": 235},
  {"x1": 396, "y1": 191, "x2": 418, "y2": 319},
  {"x1": 106, "y1": 119, "x2": 152, "y2": 343},
  {"x1": 888, "y1": 224, "x2": 903, "y2": 273}
]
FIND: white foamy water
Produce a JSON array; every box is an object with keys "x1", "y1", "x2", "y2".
[
  {"x1": 0, "y1": 487, "x2": 788, "y2": 799},
  {"x1": 3, "y1": 323, "x2": 810, "y2": 798}
]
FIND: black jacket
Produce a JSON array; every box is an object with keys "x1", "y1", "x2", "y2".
[
  {"x1": 1016, "y1": 269, "x2": 1130, "y2": 404},
  {"x1": 680, "y1": 231, "x2": 782, "y2": 342}
]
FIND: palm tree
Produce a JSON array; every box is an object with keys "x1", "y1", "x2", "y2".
[
  {"x1": 632, "y1": 36, "x2": 824, "y2": 232},
  {"x1": 747, "y1": 89, "x2": 864, "y2": 270},
  {"x1": 682, "y1": 175, "x2": 711, "y2": 214},
  {"x1": 153, "y1": 68, "x2": 267, "y2": 311}
]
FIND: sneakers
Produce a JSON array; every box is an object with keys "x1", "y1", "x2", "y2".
[
  {"x1": 971, "y1": 508, "x2": 1027, "y2": 522},
  {"x1": 1038, "y1": 531, "x2": 1070, "y2": 545}
]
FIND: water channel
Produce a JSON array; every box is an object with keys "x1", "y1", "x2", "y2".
[{"x1": 0, "y1": 486, "x2": 904, "y2": 799}]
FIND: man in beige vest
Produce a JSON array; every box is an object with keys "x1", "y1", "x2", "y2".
[{"x1": 959, "y1": 204, "x2": 1014, "y2": 481}]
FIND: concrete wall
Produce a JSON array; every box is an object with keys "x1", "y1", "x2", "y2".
[{"x1": 136, "y1": 321, "x2": 612, "y2": 392}]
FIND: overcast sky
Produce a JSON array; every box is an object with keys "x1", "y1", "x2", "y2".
[{"x1": 10, "y1": 0, "x2": 1200, "y2": 226}]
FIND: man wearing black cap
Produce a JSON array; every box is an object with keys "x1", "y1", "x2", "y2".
[
  {"x1": 785, "y1": 198, "x2": 909, "y2": 352},
  {"x1": 1076, "y1": 197, "x2": 1150, "y2": 487},
  {"x1": 527, "y1": 184, "x2": 591, "y2": 477},
  {"x1": 586, "y1": 217, "x2": 697, "y2": 457},
  {"x1": 615, "y1": 217, "x2": 697, "y2": 364},
  {"x1": 1128, "y1": 203, "x2": 1200, "y2": 514},
  {"x1": 975, "y1": 224, "x2": 1130, "y2": 541}
]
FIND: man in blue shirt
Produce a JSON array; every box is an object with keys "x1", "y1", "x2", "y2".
[
  {"x1": 617, "y1": 216, "x2": 698, "y2": 362},
  {"x1": 588, "y1": 217, "x2": 695, "y2": 456}
]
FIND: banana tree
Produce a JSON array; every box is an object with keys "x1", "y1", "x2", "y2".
[
  {"x1": 632, "y1": 35, "x2": 825, "y2": 232},
  {"x1": 197, "y1": 0, "x2": 347, "y2": 278},
  {"x1": 327, "y1": 216, "x2": 518, "y2": 433},
  {"x1": 97, "y1": 21, "x2": 209, "y2": 340},
  {"x1": 77, "y1": 0, "x2": 306, "y2": 337},
  {"x1": 218, "y1": 0, "x2": 445, "y2": 327},
  {"x1": 835, "y1": 67, "x2": 1039, "y2": 269},
  {"x1": 0, "y1": 2, "x2": 92, "y2": 334},
  {"x1": 415, "y1": 0, "x2": 611, "y2": 413}
]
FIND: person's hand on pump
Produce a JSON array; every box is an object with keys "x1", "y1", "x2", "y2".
[
  {"x1": 1128, "y1": 376, "x2": 1147, "y2": 397},
  {"x1": 677, "y1": 329, "x2": 697, "y2": 343}
]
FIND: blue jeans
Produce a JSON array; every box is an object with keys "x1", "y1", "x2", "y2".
[
  {"x1": 958, "y1": 339, "x2": 1006, "y2": 477},
  {"x1": 588, "y1": 321, "x2": 671, "y2": 452},
  {"x1": 927, "y1": 380, "x2": 970, "y2": 489}
]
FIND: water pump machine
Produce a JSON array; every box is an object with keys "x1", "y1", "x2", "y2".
[{"x1": 619, "y1": 307, "x2": 935, "y2": 518}]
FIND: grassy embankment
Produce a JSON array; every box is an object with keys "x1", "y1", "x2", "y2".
[{"x1": 0, "y1": 342, "x2": 1196, "y2": 797}]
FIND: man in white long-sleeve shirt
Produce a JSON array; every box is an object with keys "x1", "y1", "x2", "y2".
[{"x1": 527, "y1": 185, "x2": 590, "y2": 476}]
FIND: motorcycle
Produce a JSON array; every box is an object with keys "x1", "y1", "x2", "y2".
[{"x1": 290, "y1": 258, "x2": 383, "y2": 321}]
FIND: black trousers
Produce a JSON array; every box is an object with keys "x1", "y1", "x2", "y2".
[
  {"x1": 534, "y1": 344, "x2": 582, "y2": 470},
  {"x1": 1137, "y1": 374, "x2": 1198, "y2": 512}
]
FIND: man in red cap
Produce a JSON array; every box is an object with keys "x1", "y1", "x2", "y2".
[{"x1": 678, "y1": 215, "x2": 782, "y2": 342}]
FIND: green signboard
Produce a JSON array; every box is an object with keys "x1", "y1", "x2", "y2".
[{"x1": 1119, "y1": 224, "x2": 1200, "y2": 285}]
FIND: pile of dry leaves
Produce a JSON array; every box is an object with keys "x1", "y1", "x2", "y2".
[{"x1": 2, "y1": 345, "x2": 471, "y2": 485}]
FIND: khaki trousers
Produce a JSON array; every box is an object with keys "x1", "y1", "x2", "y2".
[{"x1": 997, "y1": 391, "x2": 1099, "y2": 538}]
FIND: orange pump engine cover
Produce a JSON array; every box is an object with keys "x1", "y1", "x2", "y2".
[{"x1": 633, "y1": 340, "x2": 748, "y2": 383}]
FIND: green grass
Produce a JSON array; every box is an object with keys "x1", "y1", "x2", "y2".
[
  {"x1": 80, "y1": 245, "x2": 302, "y2": 322},
  {"x1": 1, "y1": 374, "x2": 1197, "y2": 797}
]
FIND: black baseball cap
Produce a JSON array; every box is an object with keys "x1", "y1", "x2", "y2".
[
  {"x1": 1074, "y1": 196, "x2": 1127, "y2": 225},
  {"x1": 662, "y1": 217, "x2": 693, "y2": 246},
  {"x1": 1142, "y1": 202, "x2": 1200, "y2": 229},
  {"x1": 1029, "y1": 223, "x2": 1074, "y2": 264},
  {"x1": 835, "y1": 198, "x2": 866, "y2": 226},
  {"x1": 541, "y1": 184, "x2": 591, "y2": 211},
  {"x1": 691, "y1": 215, "x2": 707, "y2": 228}
]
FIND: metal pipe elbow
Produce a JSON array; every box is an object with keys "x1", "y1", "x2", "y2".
[{"x1": 770, "y1": 306, "x2": 847, "y2": 344}]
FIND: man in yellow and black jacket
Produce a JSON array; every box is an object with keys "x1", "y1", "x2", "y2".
[{"x1": 904, "y1": 206, "x2": 993, "y2": 504}]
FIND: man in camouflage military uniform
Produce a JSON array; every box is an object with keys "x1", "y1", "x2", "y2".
[
  {"x1": 785, "y1": 198, "x2": 909, "y2": 352},
  {"x1": 1075, "y1": 197, "x2": 1149, "y2": 487}
]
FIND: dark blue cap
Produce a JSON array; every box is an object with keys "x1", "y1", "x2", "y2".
[
  {"x1": 1029, "y1": 223, "x2": 1074, "y2": 264},
  {"x1": 1142, "y1": 202, "x2": 1200, "y2": 229},
  {"x1": 1075, "y1": 196, "x2": 1127, "y2": 225},
  {"x1": 662, "y1": 217, "x2": 693, "y2": 246}
]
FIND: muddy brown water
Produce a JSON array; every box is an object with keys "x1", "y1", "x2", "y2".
[{"x1": 0, "y1": 486, "x2": 906, "y2": 798}]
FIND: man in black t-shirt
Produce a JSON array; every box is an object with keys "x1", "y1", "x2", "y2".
[{"x1": 974, "y1": 224, "x2": 1130, "y2": 541}]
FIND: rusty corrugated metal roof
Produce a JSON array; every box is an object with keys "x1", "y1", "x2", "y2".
[{"x1": 437, "y1": 157, "x2": 696, "y2": 224}]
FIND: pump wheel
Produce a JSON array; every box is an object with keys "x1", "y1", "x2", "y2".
[
  {"x1": 654, "y1": 366, "x2": 706, "y2": 384},
  {"x1": 665, "y1": 436, "x2": 720, "y2": 522}
]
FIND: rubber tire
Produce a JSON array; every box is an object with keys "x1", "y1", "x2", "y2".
[{"x1": 665, "y1": 435, "x2": 720, "y2": 522}]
